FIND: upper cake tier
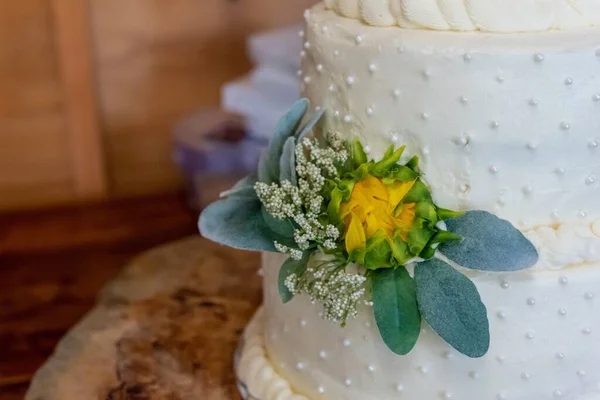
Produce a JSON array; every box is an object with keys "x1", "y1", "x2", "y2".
[
  {"x1": 324, "y1": 0, "x2": 600, "y2": 32},
  {"x1": 301, "y1": 4, "x2": 600, "y2": 231}
]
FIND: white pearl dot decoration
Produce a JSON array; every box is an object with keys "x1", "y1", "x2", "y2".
[
  {"x1": 366, "y1": 106, "x2": 374, "y2": 116},
  {"x1": 464, "y1": 53, "x2": 472, "y2": 62},
  {"x1": 577, "y1": 369, "x2": 587, "y2": 377},
  {"x1": 304, "y1": 9, "x2": 311, "y2": 18},
  {"x1": 490, "y1": 120, "x2": 500, "y2": 129},
  {"x1": 355, "y1": 34, "x2": 364, "y2": 44},
  {"x1": 321, "y1": 25, "x2": 329, "y2": 34},
  {"x1": 364, "y1": 145, "x2": 371, "y2": 154},
  {"x1": 560, "y1": 122, "x2": 571, "y2": 130},
  {"x1": 556, "y1": 352, "x2": 566, "y2": 359},
  {"x1": 442, "y1": 391, "x2": 452, "y2": 399},
  {"x1": 421, "y1": 112, "x2": 429, "y2": 120},
  {"x1": 526, "y1": 331, "x2": 535, "y2": 339},
  {"x1": 469, "y1": 371, "x2": 479, "y2": 379},
  {"x1": 316, "y1": 64, "x2": 323, "y2": 73},
  {"x1": 582, "y1": 327, "x2": 592, "y2": 335},
  {"x1": 443, "y1": 350, "x2": 453, "y2": 359},
  {"x1": 527, "y1": 297, "x2": 536, "y2": 306},
  {"x1": 318, "y1": 386, "x2": 325, "y2": 394},
  {"x1": 300, "y1": 319, "x2": 307, "y2": 327},
  {"x1": 522, "y1": 372, "x2": 531, "y2": 381},
  {"x1": 298, "y1": 30, "x2": 305, "y2": 38},
  {"x1": 497, "y1": 311, "x2": 506, "y2": 319},
  {"x1": 565, "y1": 77, "x2": 574, "y2": 85},
  {"x1": 303, "y1": 76, "x2": 312, "y2": 84},
  {"x1": 559, "y1": 276, "x2": 569, "y2": 285},
  {"x1": 501, "y1": 281, "x2": 510, "y2": 289},
  {"x1": 319, "y1": 351, "x2": 327, "y2": 359},
  {"x1": 422, "y1": 69, "x2": 432, "y2": 79},
  {"x1": 496, "y1": 355, "x2": 505, "y2": 363},
  {"x1": 593, "y1": 93, "x2": 600, "y2": 101},
  {"x1": 586, "y1": 175, "x2": 596, "y2": 185},
  {"x1": 522, "y1": 186, "x2": 533, "y2": 196},
  {"x1": 343, "y1": 114, "x2": 352, "y2": 123},
  {"x1": 553, "y1": 389, "x2": 564, "y2": 398},
  {"x1": 367, "y1": 364, "x2": 376, "y2": 373},
  {"x1": 453, "y1": 135, "x2": 470, "y2": 146},
  {"x1": 328, "y1": 84, "x2": 335, "y2": 92},
  {"x1": 584, "y1": 291, "x2": 595, "y2": 300},
  {"x1": 368, "y1": 63, "x2": 377, "y2": 73},
  {"x1": 397, "y1": 46, "x2": 405, "y2": 53},
  {"x1": 497, "y1": 393, "x2": 508, "y2": 400},
  {"x1": 460, "y1": 95, "x2": 468, "y2": 104},
  {"x1": 418, "y1": 366, "x2": 428, "y2": 374},
  {"x1": 496, "y1": 75, "x2": 505, "y2": 83},
  {"x1": 392, "y1": 88, "x2": 401, "y2": 98},
  {"x1": 344, "y1": 378, "x2": 352, "y2": 387},
  {"x1": 333, "y1": 110, "x2": 340, "y2": 118},
  {"x1": 555, "y1": 167, "x2": 566, "y2": 175},
  {"x1": 558, "y1": 308, "x2": 567, "y2": 316},
  {"x1": 333, "y1": 50, "x2": 340, "y2": 57},
  {"x1": 588, "y1": 140, "x2": 599, "y2": 148},
  {"x1": 346, "y1": 76, "x2": 356, "y2": 85},
  {"x1": 304, "y1": 41, "x2": 311, "y2": 49},
  {"x1": 343, "y1": 338, "x2": 352, "y2": 347},
  {"x1": 395, "y1": 384, "x2": 404, "y2": 392},
  {"x1": 578, "y1": 210, "x2": 587, "y2": 218},
  {"x1": 390, "y1": 133, "x2": 399, "y2": 143},
  {"x1": 529, "y1": 98, "x2": 539, "y2": 106},
  {"x1": 296, "y1": 362, "x2": 305, "y2": 370},
  {"x1": 551, "y1": 210, "x2": 560, "y2": 221},
  {"x1": 534, "y1": 52, "x2": 545, "y2": 62},
  {"x1": 300, "y1": 50, "x2": 306, "y2": 58},
  {"x1": 489, "y1": 165, "x2": 499, "y2": 174},
  {"x1": 296, "y1": 69, "x2": 302, "y2": 77}
]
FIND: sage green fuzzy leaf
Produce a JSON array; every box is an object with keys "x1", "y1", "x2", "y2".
[
  {"x1": 280, "y1": 137, "x2": 297, "y2": 184},
  {"x1": 278, "y1": 252, "x2": 311, "y2": 303},
  {"x1": 441, "y1": 211, "x2": 538, "y2": 271},
  {"x1": 262, "y1": 99, "x2": 309, "y2": 181},
  {"x1": 261, "y1": 207, "x2": 295, "y2": 239},
  {"x1": 372, "y1": 267, "x2": 421, "y2": 355},
  {"x1": 296, "y1": 106, "x2": 325, "y2": 140},
  {"x1": 199, "y1": 197, "x2": 280, "y2": 252},
  {"x1": 220, "y1": 173, "x2": 258, "y2": 199},
  {"x1": 415, "y1": 258, "x2": 490, "y2": 358}
]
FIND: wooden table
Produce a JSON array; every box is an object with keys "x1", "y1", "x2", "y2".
[{"x1": 0, "y1": 193, "x2": 259, "y2": 399}]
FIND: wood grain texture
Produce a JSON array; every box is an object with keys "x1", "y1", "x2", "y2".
[
  {"x1": 90, "y1": 0, "x2": 314, "y2": 197},
  {"x1": 0, "y1": 0, "x2": 73, "y2": 210},
  {"x1": 51, "y1": 0, "x2": 108, "y2": 198},
  {"x1": 0, "y1": 193, "x2": 198, "y2": 399}
]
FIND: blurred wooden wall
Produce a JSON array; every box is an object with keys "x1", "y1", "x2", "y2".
[{"x1": 0, "y1": 0, "x2": 313, "y2": 211}]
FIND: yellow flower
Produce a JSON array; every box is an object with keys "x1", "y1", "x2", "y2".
[{"x1": 340, "y1": 174, "x2": 416, "y2": 253}]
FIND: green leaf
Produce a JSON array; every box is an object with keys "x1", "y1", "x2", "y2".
[
  {"x1": 219, "y1": 173, "x2": 258, "y2": 199},
  {"x1": 389, "y1": 235, "x2": 412, "y2": 265},
  {"x1": 263, "y1": 99, "x2": 309, "y2": 181},
  {"x1": 261, "y1": 207, "x2": 295, "y2": 239},
  {"x1": 437, "y1": 208, "x2": 465, "y2": 221},
  {"x1": 278, "y1": 252, "x2": 311, "y2": 303},
  {"x1": 352, "y1": 140, "x2": 368, "y2": 167},
  {"x1": 440, "y1": 211, "x2": 538, "y2": 271},
  {"x1": 382, "y1": 165, "x2": 419, "y2": 184},
  {"x1": 327, "y1": 180, "x2": 354, "y2": 223},
  {"x1": 406, "y1": 156, "x2": 419, "y2": 171},
  {"x1": 279, "y1": 137, "x2": 297, "y2": 184},
  {"x1": 430, "y1": 230, "x2": 463, "y2": 245},
  {"x1": 415, "y1": 258, "x2": 490, "y2": 358},
  {"x1": 403, "y1": 180, "x2": 432, "y2": 203},
  {"x1": 199, "y1": 197, "x2": 284, "y2": 252},
  {"x1": 372, "y1": 267, "x2": 421, "y2": 355},
  {"x1": 407, "y1": 218, "x2": 435, "y2": 255},
  {"x1": 371, "y1": 146, "x2": 405, "y2": 176},
  {"x1": 295, "y1": 106, "x2": 325, "y2": 140},
  {"x1": 363, "y1": 231, "x2": 393, "y2": 269},
  {"x1": 415, "y1": 201, "x2": 438, "y2": 223}
]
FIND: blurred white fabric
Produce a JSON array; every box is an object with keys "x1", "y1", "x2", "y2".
[{"x1": 221, "y1": 25, "x2": 302, "y2": 141}]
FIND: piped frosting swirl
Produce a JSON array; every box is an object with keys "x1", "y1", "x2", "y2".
[{"x1": 324, "y1": 0, "x2": 600, "y2": 32}]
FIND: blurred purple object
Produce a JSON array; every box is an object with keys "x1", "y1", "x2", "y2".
[{"x1": 172, "y1": 109, "x2": 266, "y2": 210}]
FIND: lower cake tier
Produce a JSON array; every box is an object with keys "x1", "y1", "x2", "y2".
[{"x1": 258, "y1": 253, "x2": 600, "y2": 400}]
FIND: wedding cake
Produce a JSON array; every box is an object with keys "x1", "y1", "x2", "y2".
[{"x1": 200, "y1": 2, "x2": 600, "y2": 399}]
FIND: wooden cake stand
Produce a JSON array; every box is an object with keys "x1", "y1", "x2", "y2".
[{"x1": 26, "y1": 237, "x2": 262, "y2": 400}]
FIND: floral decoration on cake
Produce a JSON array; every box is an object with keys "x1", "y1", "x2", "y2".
[{"x1": 199, "y1": 99, "x2": 539, "y2": 358}]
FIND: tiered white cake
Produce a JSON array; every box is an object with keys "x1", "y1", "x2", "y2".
[{"x1": 238, "y1": 2, "x2": 600, "y2": 399}]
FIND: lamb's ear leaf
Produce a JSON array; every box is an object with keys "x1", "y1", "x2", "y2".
[
  {"x1": 415, "y1": 258, "x2": 490, "y2": 358},
  {"x1": 279, "y1": 137, "x2": 297, "y2": 184},
  {"x1": 296, "y1": 106, "x2": 325, "y2": 141},
  {"x1": 258, "y1": 149, "x2": 275, "y2": 184},
  {"x1": 219, "y1": 173, "x2": 258, "y2": 199},
  {"x1": 199, "y1": 197, "x2": 278, "y2": 252},
  {"x1": 261, "y1": 207, "x2": 295, "y2": 239},
  {"x1": 372, "y1": 266, "x2": 421, "y2": 355},
  {"x1": 278, "y1": 252, "x2": 311, "y2": 303},
  {"x1": 440, "y1": 211, "x2": 538, "y2": 271},
  {"x1": 266, "y1": 99, "x2": 310, "y2": 180}
]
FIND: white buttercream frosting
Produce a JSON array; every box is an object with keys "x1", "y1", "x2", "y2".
[{"x1": 324, "y1": 0, "x2": 600, "y2": 32}]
